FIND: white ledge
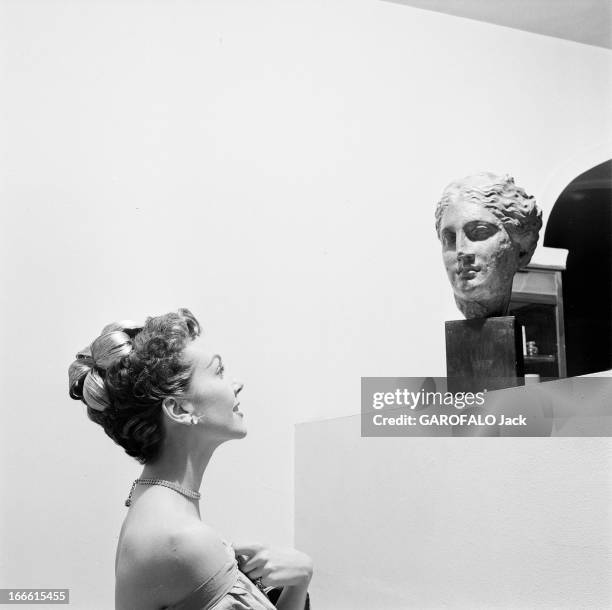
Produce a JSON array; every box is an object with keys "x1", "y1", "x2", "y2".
[{"x1": 527, "y1": 246, "x2": 568, "y2": 271}]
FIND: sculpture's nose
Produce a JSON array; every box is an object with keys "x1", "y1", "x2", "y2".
[
  {"x1": 456, "y1": 233, "x2": 475, "y2": 264},
  {"x1": 457, "y1": 251, "x2": 475, "y2": 264}
]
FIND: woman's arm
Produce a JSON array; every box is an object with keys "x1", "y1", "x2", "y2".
[
  {"x1": 233, "y1": 542, "x2": 313, "y2": 610},
  {"x1": 274, "y1": 581, "x2": 311, "y2": 610}
]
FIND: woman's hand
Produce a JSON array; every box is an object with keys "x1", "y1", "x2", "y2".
[{"x1": 233, "y1": 542, "x2": 313, "y2": 588}]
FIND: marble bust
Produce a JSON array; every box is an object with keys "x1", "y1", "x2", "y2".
[{"x1": 435, "y1": 172, "x2": 542, "y2": 319}]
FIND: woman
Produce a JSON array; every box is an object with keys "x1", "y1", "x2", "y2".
[{"x1": 69, "y1": 308, "x2": 312, "y2": 610}]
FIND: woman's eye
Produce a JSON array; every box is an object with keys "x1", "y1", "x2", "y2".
[{"x1": 217, "y1": 365, "x2": 225, "y2": 377}]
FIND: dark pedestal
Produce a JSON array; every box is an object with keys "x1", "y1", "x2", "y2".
[{"x1": 445, "y1": 316, "x2": 524, "y2": 393}]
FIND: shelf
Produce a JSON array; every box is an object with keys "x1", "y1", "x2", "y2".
[
  {"x1": 524, "y1": 354, "x2": 556, "y2": 363},
  {"x1": 510, "y1": 263, "x2": 567, "y2": 378}
]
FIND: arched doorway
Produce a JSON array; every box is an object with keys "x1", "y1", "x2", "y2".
[{"x1": 544, "y1": 160, "x2": 612, "y2": 376}]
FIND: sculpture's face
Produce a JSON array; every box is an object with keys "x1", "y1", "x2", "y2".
[{"x1": 439, "y1": 199, "x2": 520, "y2": 304}]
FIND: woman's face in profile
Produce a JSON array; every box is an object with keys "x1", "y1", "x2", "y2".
[{"x1": 181, "y1": 336, "x2": 246, "y2": 442}]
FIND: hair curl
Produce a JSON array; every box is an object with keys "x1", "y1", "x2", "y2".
[
  {"x1": 435, "y1": 172, "x2": 542, "y2": 267},
  {"x1": 68, "y1": 308, "x2": 201, "y2": 463}
]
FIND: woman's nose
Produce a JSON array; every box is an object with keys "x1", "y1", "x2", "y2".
[{"x1": 233, "y1": 381, "x2": 244, "y2": 396}]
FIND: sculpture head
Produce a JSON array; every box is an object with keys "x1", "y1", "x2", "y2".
[{"x1": 435, "y1": 172, "x2": 542, "y2": 319}]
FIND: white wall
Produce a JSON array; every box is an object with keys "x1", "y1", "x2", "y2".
[
  {"x1": 0, "y1": 1, "x2": 610, "y2": 608},
  {"x1": 296, "y1": 418, "x2": 612, "y2": 609}
]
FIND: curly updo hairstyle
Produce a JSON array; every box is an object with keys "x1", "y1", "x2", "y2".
[
  {"x1": 435, "y1": 172, "x2": 543, "y2": 268},
  {"x1": 68, "y1": 308, "x2": 201, "y2": 464}
]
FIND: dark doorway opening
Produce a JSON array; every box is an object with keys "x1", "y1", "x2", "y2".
[{"x1": 544, "y1": 160, "x2": 612, "y2": 376}]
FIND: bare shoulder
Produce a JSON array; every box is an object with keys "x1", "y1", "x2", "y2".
[
  {"x1": 162, "y1": 522, "x2": 231, "y2": 579},
  {"x1": 115, "y1": 520, "x2": 231, "y2": 610}
]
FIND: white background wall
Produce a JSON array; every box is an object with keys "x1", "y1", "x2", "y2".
[
  {"x1": 0, "y1": 0, "x2": 610, "y2": 608},
  {"x1": 296, "y1": 421, "x2": 612, "y2": 609}
]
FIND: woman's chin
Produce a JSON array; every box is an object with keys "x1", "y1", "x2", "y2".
[{"x1": 232, "y1": 426, "x2": 248, "y2": 440}]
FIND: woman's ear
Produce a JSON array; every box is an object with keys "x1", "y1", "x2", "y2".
[{"x1": 161, "y1": 397, "x2": 194, "y2": 425}]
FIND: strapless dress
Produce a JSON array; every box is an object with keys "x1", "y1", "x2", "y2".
[{"x1": 162, "y1": 541, "x2": 276, "y2": 610}]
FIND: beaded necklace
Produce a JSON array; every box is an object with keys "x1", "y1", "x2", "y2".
[{"x1": 125, "y1": 478, "x2": 201, "y2": 507}]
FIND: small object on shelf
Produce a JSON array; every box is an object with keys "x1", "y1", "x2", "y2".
[
  {"x1": 524, "y1": 373, "x2": 541, "y2": 385},
  {"x1": 526, "y1": 340, "x2": 539, "y2": 356}
]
